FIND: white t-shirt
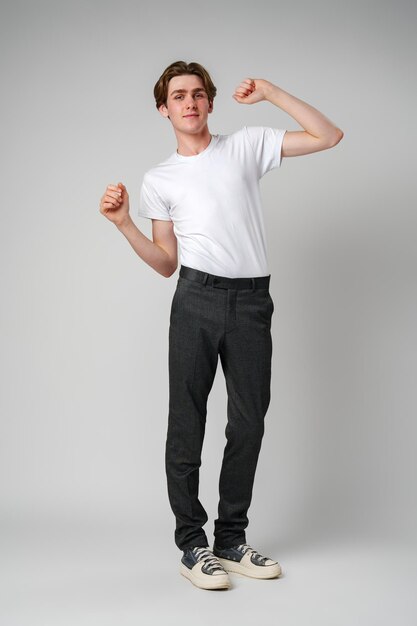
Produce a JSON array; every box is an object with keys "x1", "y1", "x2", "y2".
[{"x1": 138, "y1": 126, "x2": 286, "y2": 278}]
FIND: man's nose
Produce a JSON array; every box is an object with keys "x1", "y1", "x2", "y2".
[{"x1": 185, "y1": 96, "x2": 197, "y2": 108}]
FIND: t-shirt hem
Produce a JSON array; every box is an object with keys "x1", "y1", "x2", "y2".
[
  {"x1": 137, "y1": 211, "x2": 172, "y2": 221},
  {"x1": 274, "y1": 129, "x2": 287, "y2": 169}
]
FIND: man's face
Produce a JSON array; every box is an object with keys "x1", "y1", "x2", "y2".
[{"x1": 158, "y1": 74, "x2": 213, "y2": 134}]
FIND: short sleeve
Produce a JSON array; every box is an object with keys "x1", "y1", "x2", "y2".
[
  {"x1": 243, "y1": 126, "x2": 287, "y2": 178},
  {"x1": 138, "y1": 174, "x2": 172, "y2": 221}
]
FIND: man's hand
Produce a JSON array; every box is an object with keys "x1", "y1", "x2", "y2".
[
  {"x1": 232, "y1": 78, "x2": 273, "y2": 105},
  {"x1": 99, "y1": 182, "x2": 131, "y2": 228}
]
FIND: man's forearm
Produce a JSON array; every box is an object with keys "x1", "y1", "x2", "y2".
[
  {"x1": 116, "y1": 217, "x2": 174, "y2": 278},
  {"x1": 264, "y1": 82, "x2": 342, "y2": 143}
]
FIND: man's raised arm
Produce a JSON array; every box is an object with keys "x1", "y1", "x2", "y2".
[{"x1": 233, "y1": 77, "x2": 344, "y2": 157}]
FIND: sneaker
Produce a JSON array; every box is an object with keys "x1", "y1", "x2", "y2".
[
  {"x1": 212, "y1": 542, "x2": 282, "y2": 579},
  {"x1": 180, "y1": 546, "x2": 231, "y2": 590}
]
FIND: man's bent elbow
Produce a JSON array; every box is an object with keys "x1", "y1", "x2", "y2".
[
  {"x1": 328, "y1": 128, "x2": 344, "y2": 147},
  {"x1": 162, "y1": 262, "x2": 178, "y2": 278}
]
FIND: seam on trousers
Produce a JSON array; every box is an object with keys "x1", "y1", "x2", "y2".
[{"x1": 190, "y1": 325, "x2": 200, "y2": 392}]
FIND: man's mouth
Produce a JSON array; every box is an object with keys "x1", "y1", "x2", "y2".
[{"x1": 183, "y1": 114, "x2": 199, "y2": 117}]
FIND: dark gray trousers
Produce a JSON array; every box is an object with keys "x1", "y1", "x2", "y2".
[{"x1": 166, "y1": 264, "x2": 274, "y2": 551}]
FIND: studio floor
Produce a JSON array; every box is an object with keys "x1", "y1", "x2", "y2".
[{"x1": 1, "y1": 520, "x2": 416, "y2": 626}]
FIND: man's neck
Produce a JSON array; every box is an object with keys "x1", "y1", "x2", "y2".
[{"x1": 175, "y1": 129, "x2": 212, "y2": 157}]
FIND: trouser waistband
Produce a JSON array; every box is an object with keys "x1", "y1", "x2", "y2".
[{"x1": 179, "y1": 265, "x2": 270, "y2": 290}]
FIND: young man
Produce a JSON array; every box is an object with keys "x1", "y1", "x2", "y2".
[{"x1": 99, "y1": 61, "x2": 343, "y2": 590}]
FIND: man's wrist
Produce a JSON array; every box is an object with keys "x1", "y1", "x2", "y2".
[
  {"x1": 262, "y1": 81, "x2": 282, "y2": 103},
  {"x1": 116, "y1": 215, "x2": 134, "y2": 232}
]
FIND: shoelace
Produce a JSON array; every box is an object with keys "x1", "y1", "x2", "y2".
[
  {"x1": 191, "y1": 547, "x2": 226, "y2": 573},
  {"x1": 235, "y1": 543, "x2": 269, "y2": 565}
]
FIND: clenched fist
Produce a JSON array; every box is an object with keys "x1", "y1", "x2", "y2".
[
  {"x1": 232, "y1": 78, "x2": 274, "y2": 105},
  {"x1": 99, "y1": 182, "x2": 131, "y2": 227}
]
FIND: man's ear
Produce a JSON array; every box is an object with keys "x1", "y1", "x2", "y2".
[
  {"x1": 208, "y1": 100, "x2": 214, "y2": 114},
  {"x1": 158, "y1": 103, "x2": 169, "y2": 118}
]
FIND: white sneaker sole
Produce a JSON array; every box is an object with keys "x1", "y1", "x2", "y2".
[
  {"x1": 180, "y1": 563, "x2": 231, "y2": 589},
  {"x1": 216, "y1": 557, "x2": 282, "y2": 579}
]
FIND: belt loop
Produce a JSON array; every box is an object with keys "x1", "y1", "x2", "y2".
[
  {"x1": 251, "y1": 277, "x2": 255, "y2": 291},
  {"x1": 203, "y1": 272, "x2": 209, "y2": 286}
]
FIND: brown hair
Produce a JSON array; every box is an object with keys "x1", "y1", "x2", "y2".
[{"x1": 153, "y1": 60, "x2": 217, "y2": 110}]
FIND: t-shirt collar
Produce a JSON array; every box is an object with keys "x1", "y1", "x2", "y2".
[{"x1": 174, "y1": 134, "x2": 218, "y2": 161}]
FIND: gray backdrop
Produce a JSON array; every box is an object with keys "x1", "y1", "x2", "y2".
[{"x1": 1, "y1": 0, "x2": 416, "y2": 624}]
